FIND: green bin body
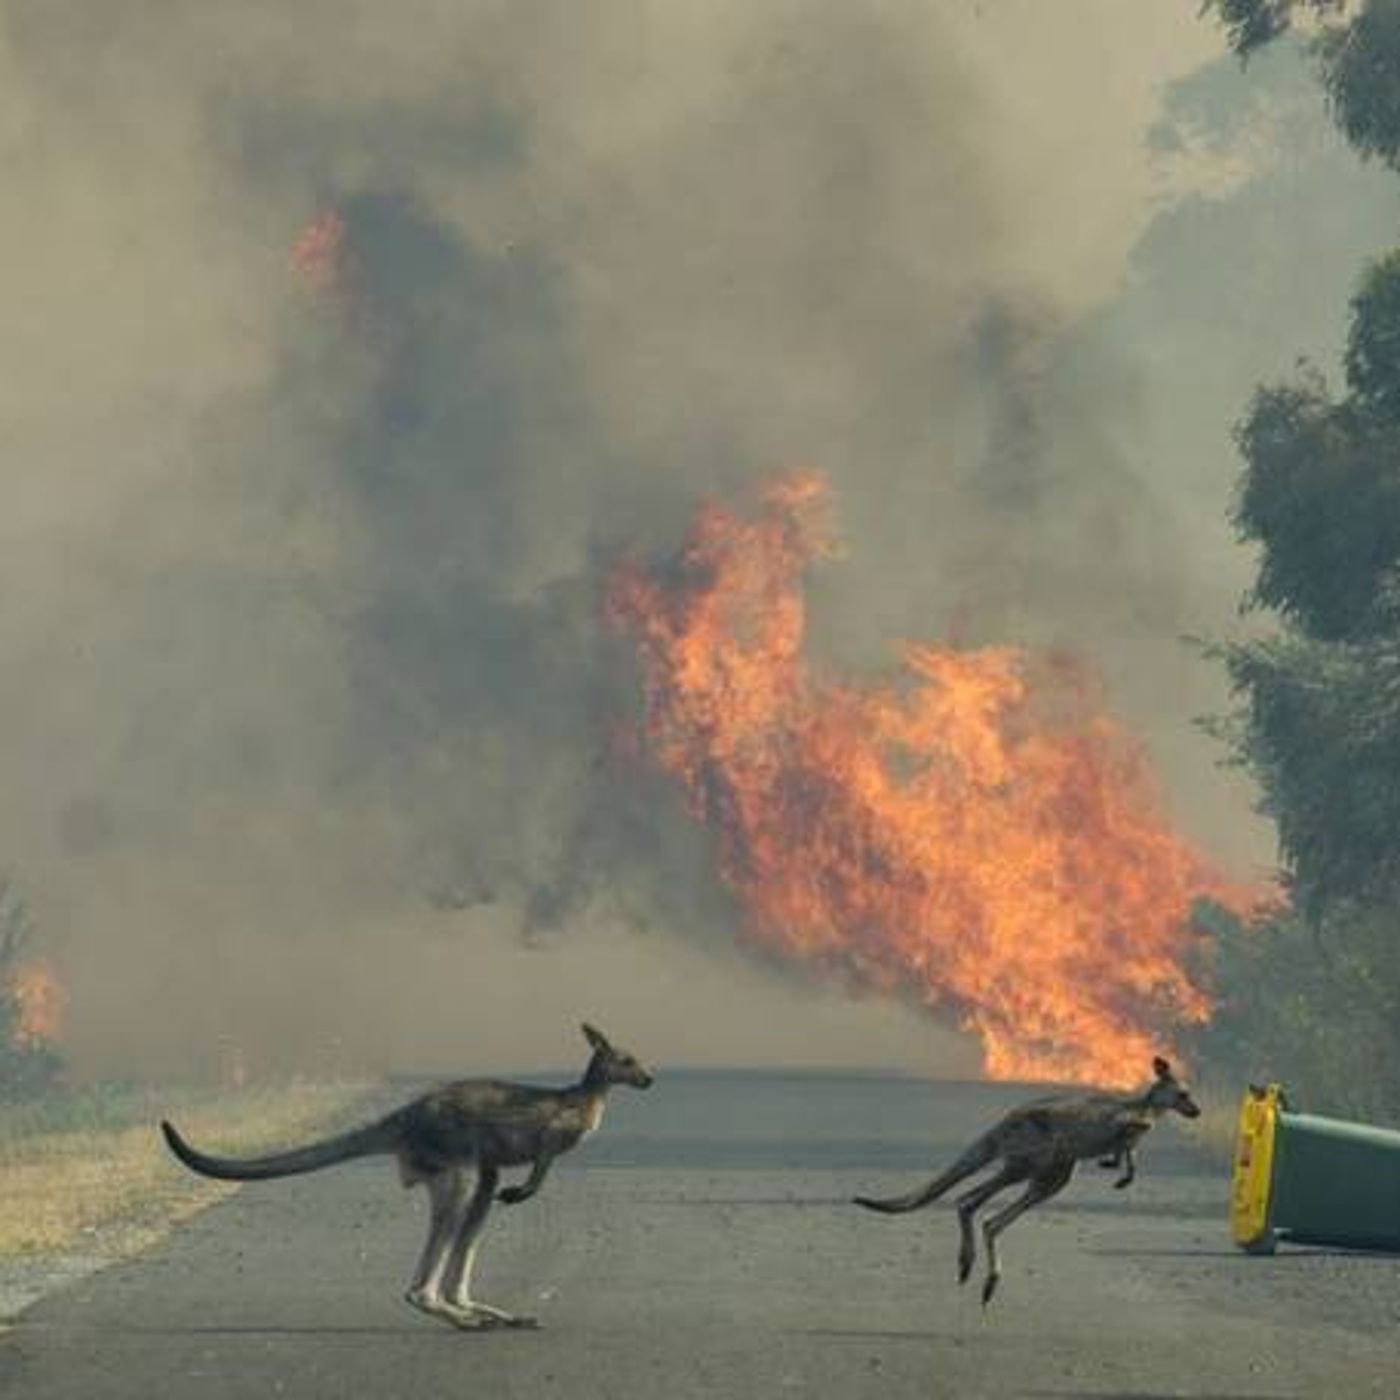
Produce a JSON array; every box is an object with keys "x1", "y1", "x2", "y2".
[
  {"x1": 1230, "y1": 1085, "x2": 1400, "y2": 1253},
  {"x1": 1271, "y1": 1110, "x2": 1400, "y2": 1250}
]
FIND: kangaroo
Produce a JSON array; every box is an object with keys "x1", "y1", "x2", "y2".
[
  {"x1": 853, "y1": 1056, "x2": 1201, "y2": 1305},
  {"x1": 161, "y1": 1023, "x2": 653, "y2": 1330}
]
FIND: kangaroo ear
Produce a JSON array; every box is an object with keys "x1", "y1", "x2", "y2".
[
  {"x1": 582, "y1": 1023, "x2": 611, "y2": 1052},
  {"x1": 1152, "y1": 1056, "x2": 1172, "y2": 1080}
]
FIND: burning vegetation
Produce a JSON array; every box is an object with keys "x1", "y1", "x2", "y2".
[
  {"x1": 0, "y1": 882, "x2": 63, "y2": 1097},
  {"x1": 289, "y1": 208, "x2": 351, "y2": 295},
  {"x1": 609, "y1": 473, "x2": 1254, "y2": 1086},
  {"x1": 8, "y1": 961, "x2": 63, "y2": 1050}
]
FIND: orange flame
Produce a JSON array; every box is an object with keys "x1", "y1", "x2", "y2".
[
  {"x1": 9, "y1": 960, "x2": 63, "y2": 1048},
  {"x1": 290, "y1": 208, "x2": 349, "y2": 294},
  {"x1": 608, "y1": 472, "x2": 1252, "y2": 1086}
]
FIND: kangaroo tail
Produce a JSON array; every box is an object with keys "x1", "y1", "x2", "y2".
[
  {"x1": 853, "y1": 1138, "x2": 995, "y2": 1214},
  {"x1": 160, "y1": 1117, "x2": 398, "y2": 1182}
]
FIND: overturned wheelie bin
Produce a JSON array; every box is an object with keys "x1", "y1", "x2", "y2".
[{"x1": 1231, "y1": 1083, "x2": 1400, "y2": 1254}]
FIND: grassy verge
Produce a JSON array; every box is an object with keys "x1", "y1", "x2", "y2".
[{"x1": 0, "y1": 1079, "x2": 373, "y2": 1260}]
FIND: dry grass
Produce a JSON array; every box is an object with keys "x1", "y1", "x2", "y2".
[{"x1": 0, "y1": 1080, "x2": 373, "y2": 1260}]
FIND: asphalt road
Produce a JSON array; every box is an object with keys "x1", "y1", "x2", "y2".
[{"x1": 3, "y1": 1071, "x2": 1398, "y2": 1398}]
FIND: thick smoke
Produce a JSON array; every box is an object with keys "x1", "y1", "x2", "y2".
[{"x1": 1, "y1": 4, "x2": 1378, "y2": 1078}]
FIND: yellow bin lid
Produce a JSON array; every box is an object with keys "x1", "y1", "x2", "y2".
[{"x1": 1231, "y1": 1083, "x2": 1283, "y2": 1251}]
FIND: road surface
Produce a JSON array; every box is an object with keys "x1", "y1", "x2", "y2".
[{"x1": 3, "y1": 1071, "x2": 1397, "y2": 1398}]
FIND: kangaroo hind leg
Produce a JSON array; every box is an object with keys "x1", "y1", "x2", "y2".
[
  {"x1": 440, "y1": 1166, "x2": 537, "y2": 1330},
  {"x1": 953, "y1": 1164, "x2": 1023, "y2": 1286},
  {"x1": 405, "y1": 1168, "x2": 470, "y2": 1319},
  {"x1": 980, "y1": 1159, "x2": 1074, "y2": 1307}
]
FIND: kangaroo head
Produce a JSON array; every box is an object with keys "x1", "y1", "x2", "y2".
[
  {"x1": 582, "y1": 1023, "x2": 654, "y2": 1089},
  {"x1": 1145, "y1": 1055, "x2": 1201, "y2": 1119}
]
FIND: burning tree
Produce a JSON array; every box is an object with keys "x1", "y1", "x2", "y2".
[{"x1": 0, "y1": 879, "x2": 63, "y2": 1100}]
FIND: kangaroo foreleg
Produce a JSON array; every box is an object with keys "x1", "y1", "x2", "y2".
[
  {"x1": 1111, "y1": 1145, "x2": 1135, "y2": 1189},
  {"x1": 980, "y1": 1160, "x2": 1074, "y2": 1306},
  {"x1": 1095, "y1": 1143, "x2": 1135, "y2": 1188},
  {"x1": 498, "y1": 1154, "x2": 553, "y2": 1205},
  {"x1": 953, "y1": 1164, "x2": 1024, "y2": 1286}
]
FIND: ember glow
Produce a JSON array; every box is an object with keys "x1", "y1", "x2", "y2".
[
  {"x1": 608, "y1": 472, "x2": 1249, "y2": 1086},
  {"x1": 289, "y1": 208, "x2": 349, "y2": 294},
  {"x1": 9, "y1": 960, "x2": 63, "y2": 1049}
]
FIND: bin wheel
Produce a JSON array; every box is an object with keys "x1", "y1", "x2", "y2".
[{"x1": 1241, "y1": 1228, "x2": 1277, "y2": 1256}]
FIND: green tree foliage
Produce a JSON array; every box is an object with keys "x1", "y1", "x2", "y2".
[
  {"x1": 1345, "y1": 250, "x2": 1400, "y2": 413},
  {"x1": 1227, "y1": 265, "x2": 1400, "y2": 908},
  {"x1": 1317, "y1": 1, "x2": 1400, "y2": 166},
  {"x1": 1234, "y1": 375, "x2": 1400, "y2": 642}
]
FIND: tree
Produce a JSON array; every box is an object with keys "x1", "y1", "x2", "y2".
[
  {"x1": 1203, "y1": 0, "x2": 1400, "y2": 1116},
  {"x1": 1225, "y1": 260, "x2": 1400, "y2": 910}
]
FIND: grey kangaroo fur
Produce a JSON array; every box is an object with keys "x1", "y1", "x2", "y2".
[
  {"x1": 853, "y1": 1056, "x2": 1201, "y2": 1305},
  {"x1": 161, "y1": 1023, "x2": 653, "y2": 1330}
]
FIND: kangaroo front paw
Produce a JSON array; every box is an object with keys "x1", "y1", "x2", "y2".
[
  {"x1": 957, "y1": 1251, "x2": 974, "y2": 1285},
  {"x1": 981, "y1": 1272, "x2": 1001, "y2": 1307}
]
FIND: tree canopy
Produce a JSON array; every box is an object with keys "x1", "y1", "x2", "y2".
[
  {"x1": 1202, "y1": 0, "x2": 1400, "y2": 1116},
  {"x1": 1207, "y1": 1, "x2": 1400, "y2": 166},
  {"x1": 1226, "y1": 260, "x2": 1400, "y2": 906}
]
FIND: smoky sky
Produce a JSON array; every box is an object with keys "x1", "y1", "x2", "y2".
[{"x1": 2, "y1": 4, "x2": 1390, "y2": 1079}]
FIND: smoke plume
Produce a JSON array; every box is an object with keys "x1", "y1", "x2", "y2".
[{"x1": 1, "y1": 5, "x2": 1375, "y2": 1077}]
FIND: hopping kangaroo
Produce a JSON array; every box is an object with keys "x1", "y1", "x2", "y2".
[
  {"x1": 161, "y1": 1023, "x2": 653, "y2": 1330},
  {"x1": 853, "y1": 1056, "x2": 1201, "y2": 1305}
]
